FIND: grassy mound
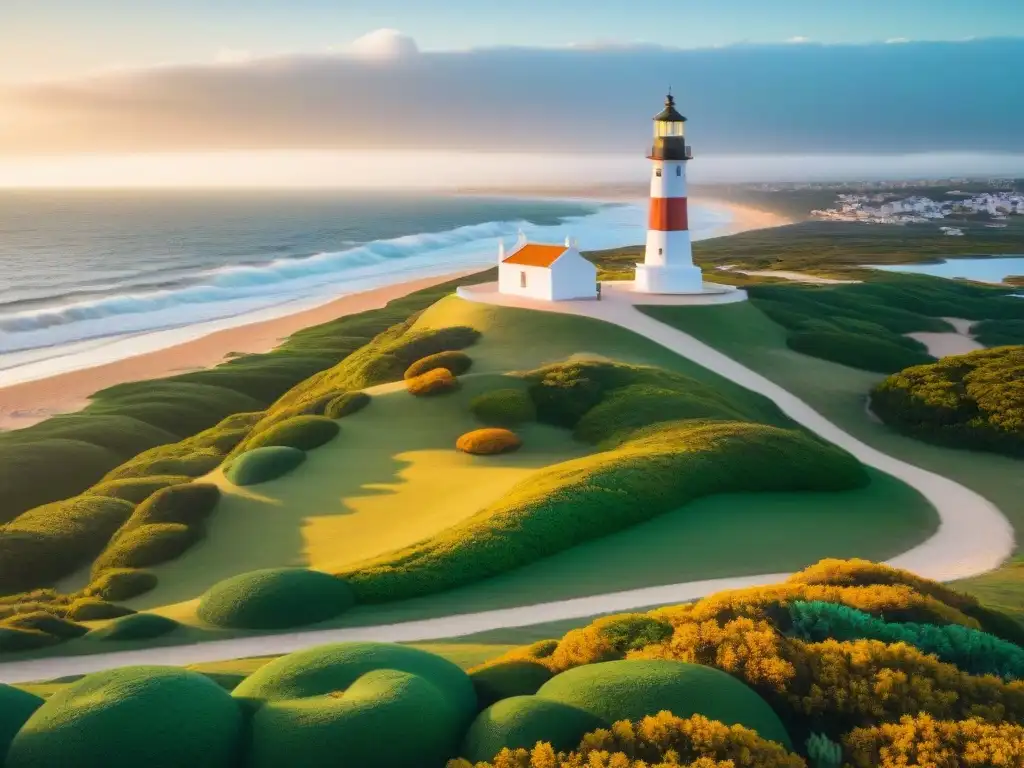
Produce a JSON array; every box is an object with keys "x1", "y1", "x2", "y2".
[
  {"x1": 535, "y1": 660, "x2": 791, "y2": 747},
  {"x1": 0, "y1": 439, "x2": 120, "y2": 524},
  {"x1": 407, "y1": 368, "x2": 459, "y2": 396},
  {"x1": 0, "y1": 611, "x2": 87, "y2": 639},
  {"x1": 240, "y1": 416, "x2": 340, "y2": 454},
  {"x1": 871, "y1": 346, "x2": 1024, "y2": 457},
  {"x1": 0, "y1": 495, "x2": 134, "y2": 592},
  {"x1": 469, "y1": 388, "x2": 536, "y2": 427},
  {"x1": 197, "y1": 568, "x2": 355, "y2": 630},
  {"x1": 0, "y1": 685, "x2": 42, "y2": 763},
  {"x1": 224, "y1": 446, "x2": 306, "y2": 486},
  {"x1": 85, "y1": 568, "x2": 158, "y2": 601},
  {"x1": 84, "y1": 613, "x2": 180, "y2": 642},
  {"x1": 469, "y1": 660, "x2": 554, "y2": 709},
  {"x1": 103, "y1": 448, "x2": 223, "y2": 481},
  {"x1": 92, "y1": 522, "x2": 200, "y2": 572},
  {"x1": 455, "y1": 428, "x2": 523, "y2": 456},
  {"x1": 88, "y1": 475, "x2": 192, "y2": 504},
  {"x1": 234, "y1": 642, "x2": 477, "y2": 768},
  {"x1": 405, "y1": 350, "x2": 473, "y2": 379},
  {"x1": 323, "y1": 391, "x2": 371, "y2": 419},
  {"x1": 787, "y1": 331, "x2": 934, "y2": 374},
  {"x1": 0, "y1": 627, "x2": 60, "y2": 652},
  {"x1": 342, "y1": 420, "x2": 867, "y2": 602},
  {"x1": 460, "y1": 696, "x2": 605, "y2": 763},
  {"x1": 125, "y1": 483, "x2": 220, "y2": 528},
  {"x1": 64, "y1": 598, "x2": 135, "y2": 622},
  {"x1": 6, "y1": 666, "x2": 244, "y2": 768}
]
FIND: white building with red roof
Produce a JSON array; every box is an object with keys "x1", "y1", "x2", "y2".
[{"x1": 497, "y1": 232, "x2": 597, "y2": 301}]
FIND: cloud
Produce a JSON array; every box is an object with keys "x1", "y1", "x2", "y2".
[
  {"x1": 885, "y1": 37, "x2": 911, "y2": 44},
  {"x1": 1, "y1": 36, "x2": 1021, "y2": 156},
  {"x1": 786, "y1": 36, "x2": 811, "y2": 44},
  {"x1": 348, "y1": 28, "x2": 419, "y2": 59}
]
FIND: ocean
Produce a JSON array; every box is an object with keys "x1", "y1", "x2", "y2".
[{"x1": 0, "y1": 190, "x2": 731, "y2": 384}]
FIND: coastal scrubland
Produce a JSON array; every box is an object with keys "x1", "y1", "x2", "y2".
[{"x1": 5, "y1": 560, "x2": 1023, "y2": 768}]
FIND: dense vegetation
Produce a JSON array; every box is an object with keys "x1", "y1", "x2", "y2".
[
  {"x1": 0, "y1": 270, "x2": 492, "y2": 524},
  {"x1": 456, "y1": 428, "x2": 523, "y2": 456},
  {"x1": 4, "y1": 561, "x2": 1021, "y2": 768},
  {"x1": 871, "y1": 346, "x2": 1024, "y2": 456}
]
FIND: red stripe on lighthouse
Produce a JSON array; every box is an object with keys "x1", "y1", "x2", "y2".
[{"x1": 648, "y1": 197, "x2": 689, "y2": 231}]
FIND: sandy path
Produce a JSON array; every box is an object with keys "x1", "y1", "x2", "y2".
[
  {"x1": 716, "y1": 265, "x2": 860, "y2": 285},
  {"x1": 0, "y1": 272, "x2": 476, "y2": 431},
  {"x1": 0, "y1": 282, "x2": 1012, "y2": 684},
  {"x1": 907, "y1": 317, "x2": 983, "y2": 358}
]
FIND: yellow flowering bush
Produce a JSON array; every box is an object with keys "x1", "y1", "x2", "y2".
[
  {"x1": 447, "y1": 712, "x2": 806, "y2": 768},
  {"x1": 844, "y1": 714, "x2": 1024, "y2": 767}
]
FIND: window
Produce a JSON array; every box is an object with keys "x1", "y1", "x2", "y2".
[
  {"x1": 676, "y1": 166, "x2": 681, "y2": 176},
  {"x1": 655, "y1": 168, "x2": 662, "y2": 177},
  {"x1": 658, "y1": 248, "x2": 663, "y2": 255},
  {"x1": 520, "y1": 271, "x2": 527, "y2": 288}
]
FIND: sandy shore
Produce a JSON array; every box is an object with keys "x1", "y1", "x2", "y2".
[
  {"x1": 907, "y1": 317, "x2": 984, "y2": 358},
  {"x1": 0, "y1": 272, "x2": 476, "y2": 431},
  {"x1": 0, "y1": 195, "x2": 790, "y2": 432}
]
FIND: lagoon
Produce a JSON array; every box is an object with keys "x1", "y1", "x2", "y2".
[{"x1": 870, "y1": 255, "x2": 1024, "y2": 284}]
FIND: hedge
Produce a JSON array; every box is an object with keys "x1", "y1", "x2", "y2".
[
  {"x1": 91, "y1": 523, "x2": 201, "y2": 574},
  {"x1": 455, "y1": 429, "x2": 523, "y2": 456},
  {"x1": 0, "y1": 495, "x2": 135, "y2": 592},
  {"x1": 239, "y1": 415, "x2": 340, "y2": 454},
  {"x1": 64, "y1": 598, "x2": 135, "y2": 622},
  {"x1": 404, "y1": 350, "x2": 473, "y2": 379},
  {"x1": 223, "y1": 447, "x2": 306, "y2": 486},
  {"x1": 85, "y1": 568, "x2": 158, "y2": 602},
  {"x1": 122, "y1": 483, "x2": 220, "y2": 530},
  {"x1": 787, "y1": 331, "x2": 934, "y2": 374},
  {"x1": 0, "y1": 612, "x2": 87, "y2": 639},
  {"x1": 407, "y1": 368, "x2": 459, "y2": 396},
  {"x1": 88, "y1": 475, "x2": 192, "y2": 504},
  {"x1": 84, "y1": 613, "x2": 180, "y2": 642},
  {"x1": 323, "y1": 391, "x2": 371, "y2": 419}
]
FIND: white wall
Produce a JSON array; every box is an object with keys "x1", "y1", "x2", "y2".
[
  {"x1": 550, "y1": 250, "x2": 598, "y2": 300},
  {"x1": 649, "y1": 160, "x2": 688, "y2": 198},
  {"x1": 644, "y1": 229, "x2": 693, "y2": 267},
  {"x1": 498, "y1": 263, "x2": 554, "y2": 300}
]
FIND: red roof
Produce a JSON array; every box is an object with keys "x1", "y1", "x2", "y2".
[{"x1": 502, "y1": 243, "x2": 567, "y2": 267}]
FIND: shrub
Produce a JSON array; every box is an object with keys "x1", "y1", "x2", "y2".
[
  {"x1": 91, "y1": 523, "x2": 200, "y2": 573},
  {"x1": 459, "y1": 696, "x2": 606, "y2": 763},
  {"x1": 103, "y1": 448, "x2": 223, "y2": 481},
  {"x1": 124, "y1": 483, "x2": 220, "y2": 529},
  {"x1": 470, "y1": 661, "x2": 554, "y2": 709},
  {"x1": 469, "y1": 389, "x2": 536, "y2": 427},
  {"x1": 843, "y1": 714, "x2": 1024, "y2": 768},
  {"x1": 787, "y1": 331, "x2": 934, "y2": 374},
  {"x1": 0, "y1": 685, "x2": 42, "y2": 762},
  {"x1": 536, "y1": 659, "x2": 791, "y2": 748},
  {"x1": 407, "y1": 368, "x2": 459, "y2": 396},
  {"x1": 0, "y1": 439, "x2": 120, "y2": 523},
  {"x1": 86, "y1": 568, "x2": 158, "y2": 601},
  {"x1": 788, "y1": 600, "x2": 1024, "y2": 681},
  {"x1": 455, "y1": 712, "x2": 805, "y2": 768},
  {"x1": 526, "y1": 364, "x2": 607, "y2": 428},
  {"x1": 240, "y1": 415, "x2": 340, "y2": 453},
  {"x1": 234, "y1": 642, "x2": 477, "y2": 768},
  {"x1": 551, "y1": 614, "x2": 674, "y2": 670},
  {"x1": 0, "y1": 627, "x2": 61, "y2": 653},
  {"x1": 64, "y1": 598, "x2": 135, "y2": 622},
  {"x1": 197, "y1": 568, "x2": 355, "y2": 629},
  {"x1": 84, "y1": 613, "x2": 180, "y2": 642},
  {"x1": 342, "y1": 421, "x2": 867, "y2": 603},
  {"x1": 0, "y1": 612, "x2": 88, "y2": 639},
  {"x1": 223, "y1": 446, "x2": 306, "y2": 486},
  {"x1": 456, "y1": 428, "x2": 523, "y2": 456},
  {"x1": 88, "y1": 475, "x2": 191, "y2": 504},
  {"x1": 324, "y1": 391, "x2": 371, "y2": 419},
  {"x1": 871, "y1": 346, "x2": 1024, "y2": 457},
  {"x1": 6, "y1": 666, "x2": 244, "y2": 768},
  {"x1": 0, "y1": 495, "x2": 134, "y2": 592},
  {"x1": 405, "y1": 350, "x2": 473, "y2": 379}
]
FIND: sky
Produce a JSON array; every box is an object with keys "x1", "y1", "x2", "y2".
[{"x1": 2, "y1": 1, "x2": 1023, "y2": 187}]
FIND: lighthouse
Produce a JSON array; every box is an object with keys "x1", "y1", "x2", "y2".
[{"x1": 634, "y1": 93, "x2": 704, "y2": 294}]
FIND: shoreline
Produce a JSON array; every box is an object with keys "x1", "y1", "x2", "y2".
[
  {"x1": 0, "y1": 271, "x2": 477, "y2": 431},
  {"x1": 0, "y1": 196, "x2": 790, "y2": 431}
]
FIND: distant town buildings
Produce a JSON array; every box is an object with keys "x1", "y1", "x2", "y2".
[{"x1": 812, "y1": 190, "x2": 1024, "y2": 230}]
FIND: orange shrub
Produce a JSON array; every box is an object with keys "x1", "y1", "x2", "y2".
[
  {"x1": 447, "y1": 712, "x2": 806, "y2": 768},
  {"x1": 455, "y1": 428, "x2": 522, "y2": 455},
  {"x1": 406, "y1": 368, "x2": 458, "y2": 396},
  {"x1": 844, "y1": 714, "x2": 1024, "y2": 768}
]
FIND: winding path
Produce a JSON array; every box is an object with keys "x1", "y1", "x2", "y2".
[{"x1": 0, "y1": 283, "x2": 1013, "y2": 684}]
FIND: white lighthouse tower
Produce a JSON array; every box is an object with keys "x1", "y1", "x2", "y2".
[{"x1": 634, "y1": 93, "x2": 704, "y2": 294}]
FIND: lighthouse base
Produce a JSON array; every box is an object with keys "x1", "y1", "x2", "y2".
[{"x1": 633, "y1": 263, "x2": 705, "y2": 294}]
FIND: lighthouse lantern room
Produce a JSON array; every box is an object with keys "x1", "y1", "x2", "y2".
[{"x1": 634, "y1": 93, "x2": 704, "y2": 294}]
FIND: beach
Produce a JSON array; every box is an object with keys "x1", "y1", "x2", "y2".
[{"x1": 0, "y1": 196, "x2": 787, "y2": 431}]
